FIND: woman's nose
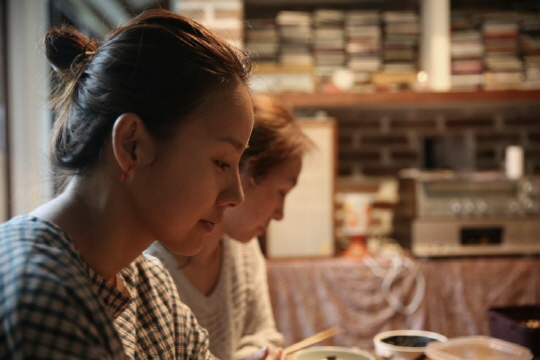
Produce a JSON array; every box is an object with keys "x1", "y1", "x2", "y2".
[
  {"x1": 220, "y1": 171, "x2": 244, "y2": 208},
  {"x1": 273, "y1": 201, "x2": 284, "y2": 221}
]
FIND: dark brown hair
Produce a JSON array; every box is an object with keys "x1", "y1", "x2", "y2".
[
  {"x1": 45, "y1": 8, "x2": 251, "y2": 174},
  {"x1": 241, "y1": 94, "x2": 313, "y2": 183}
]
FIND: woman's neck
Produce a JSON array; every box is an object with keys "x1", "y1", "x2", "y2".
[
  {"x1": 173, "y1": 226, "x2": 225, "y2": 296},
  {"x1": 31, "y1": 175, "x2": 151, "y2": 281}
]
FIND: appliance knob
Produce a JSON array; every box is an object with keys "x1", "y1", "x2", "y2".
[
  {"x1": 463, "y1": 200, "x2": 475, "y2": 214},
  {"x1": 451, "y1": 201, "x2": 462, "y2": 214},
  {"x1": 476, "y1": 200, "x2": 488, "y2": 214},
  {"x1": 508, "y1": 200, "x2": 520, "y2": 214}
]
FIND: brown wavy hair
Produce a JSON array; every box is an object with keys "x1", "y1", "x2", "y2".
[{"x1": 241, "y1": 95, "x2": 313, "y2": 183}]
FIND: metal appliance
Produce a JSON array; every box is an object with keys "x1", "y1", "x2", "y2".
[{"x1": 393, "y1": 170, "x2": 540, "y2": 257}]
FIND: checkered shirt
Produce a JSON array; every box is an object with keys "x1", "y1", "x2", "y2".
[
  {"x1": 0, "y1": 215, "x2": 126, "y2": 359},
  {"x1": 112, "y1": 254, "x2": 215, "y2": 360},
  {"x1": 0, "y1": 215, "x2": 216, "y2": 360}
]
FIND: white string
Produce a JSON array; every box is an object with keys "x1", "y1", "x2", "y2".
[{"x1": 362, "y1": 245, "x2": 425, "y2": 316}]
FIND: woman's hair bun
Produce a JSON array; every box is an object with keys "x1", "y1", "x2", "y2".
[{"x1": 45, "y1": 27, "x2": 96, "y2": 71}]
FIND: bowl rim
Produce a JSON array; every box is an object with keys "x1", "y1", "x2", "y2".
[
  {"x1": 425, "y1": 335, "x2": 533, "y2": 360},
  {"x1": 292, "y1": 345, "x2": 376, "y2": 360},
  {"x1": 373, "y1": 330, "x2": 448, "y2": 353}
]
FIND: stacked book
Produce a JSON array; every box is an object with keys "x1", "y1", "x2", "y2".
[
  {"x1": 381, "y1": 11, "x2": 419, "y2": 72},
  {"x1": 276, "y1": 11, "x2": 313, "y2": 66},
  {"x1": 482, "y1": 13, "x2": 523, "y2": 90},
  {"x1": 244, "y1": 18, "x2": 279, "y2": 62},
  {"x1": 243, "y1": 6, "x2": 540, "y2": 94},
  {"x1": 345, "y1": 10, "x2": 381, "y2": 92},
  {"x1": 521, "y1": 13, "x2": 540, "y2": 89},
  {"x1": 450, "y1": 12, "x2": 484, "y2": 90},
  {"x1": 376, "y1": 10, "x2": 420, "y2": 90},
  {"x1": 312, "y1": 9, "x2": 346, "y2": 83}
]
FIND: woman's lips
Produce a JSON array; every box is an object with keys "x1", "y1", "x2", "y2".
[{"x1": 200, "y1": 219, "x2": 220, "y2": 233}]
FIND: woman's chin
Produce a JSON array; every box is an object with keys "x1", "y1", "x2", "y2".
[
  {"x1": 163, "y1": 240, "x2": 204, "y2": 257},
  {"x1": 233, "y1": 233, "x2": 257, "y2": 243}
]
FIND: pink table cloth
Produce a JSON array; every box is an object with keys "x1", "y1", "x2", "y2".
[{"x1": 266, "y1": 255, "x2": 540, "y2": 351}]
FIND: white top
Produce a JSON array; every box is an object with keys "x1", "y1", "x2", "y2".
[{"x1": 146, "y1": 238, "x2": 284, "y2": 360}]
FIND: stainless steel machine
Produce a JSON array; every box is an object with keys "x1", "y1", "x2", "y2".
[{"x1": 393, "y1": 170, "x2": 540, "y2": 257}]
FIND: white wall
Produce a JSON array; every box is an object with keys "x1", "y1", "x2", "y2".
[
  {"x1": 267, "y1": 119, "x2": 336, "y2": 257},
  {"x1": 7, "y1": 0, "x2": 53, "y2": 217}
]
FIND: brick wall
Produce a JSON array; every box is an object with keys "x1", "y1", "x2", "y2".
[
  {"x1": 176, "y1": 0, "x2": 244, "y2": 46},
  {"x1": 322, "y1": 102, "x2": 540, "y2": 178}
]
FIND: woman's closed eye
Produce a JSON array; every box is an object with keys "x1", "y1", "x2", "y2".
[{"x1": 214, "y1": 160, "x2": 230, "y2": 171}]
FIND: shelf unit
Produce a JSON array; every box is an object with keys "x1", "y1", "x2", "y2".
[
  {"x1": 245, "y1": 0, "x2": 540, "y2": 94},
  {"x1": 274, "y1": 89, "x2": 540, "y2": 109},
  {"x1": 244, "y1": 0, "x2": 540, "y2": 179},
  {"x1": 245, "y1": 0, "x2": 418, "y2": 12}
]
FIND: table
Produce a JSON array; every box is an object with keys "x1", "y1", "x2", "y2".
[{"x1": 266, "y1": 255, "x2": 540, "y2": 352}]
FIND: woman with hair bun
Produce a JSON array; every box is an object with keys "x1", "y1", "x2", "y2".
[
  {"x1": 0, "y1": 9, "x2": 255, "y2": 360},
  {"x1": 147, "y1": 94, "x2": 313, "y2": 360}
]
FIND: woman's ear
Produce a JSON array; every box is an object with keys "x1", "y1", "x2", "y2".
[{"x1": 111, "y1": 113, "x2": 156, "y2": 175}]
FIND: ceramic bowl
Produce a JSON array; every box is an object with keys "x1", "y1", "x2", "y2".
[
  {"x1": 425, "y1": 336, "x2": 533, "y2": 360},
  {"x1": 373, "y1": 329, "x2": 447, "y2": 360},
  {"x1": 292, "y1": 346, "x2": 376, "y2": 360}
]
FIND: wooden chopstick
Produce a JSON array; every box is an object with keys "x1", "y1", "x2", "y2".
[{"x1": 283, "y1": 326, "x2": 344, "y2": 356}]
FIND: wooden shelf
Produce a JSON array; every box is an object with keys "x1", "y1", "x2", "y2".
[
  {"x1": 274, "y1": 90, "x2": 540, "y2": 109},
  {"x1": 244, "y1": 0, "x2": 416, "y2": 7}
]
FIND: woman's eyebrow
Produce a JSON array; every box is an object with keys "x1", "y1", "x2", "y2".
[{"x1": 219, "y1": 136, "x2": 246, "y2": 151}]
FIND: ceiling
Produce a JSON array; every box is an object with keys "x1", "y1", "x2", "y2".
[{"x1": 49, "y1": 0, "x2": 173, "y2": 37}]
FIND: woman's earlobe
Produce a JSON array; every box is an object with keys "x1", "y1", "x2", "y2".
[{"x1": 120, "y1": 166, "x2": 132, "y2": 181}]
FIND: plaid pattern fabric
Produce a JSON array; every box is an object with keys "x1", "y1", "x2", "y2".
[
  {"x1": 0, "y1": 215, "x2": 126, "y2": 359},
  {"x1": 0, "y1": 215, "x2": 215, "y2": 360},
  {"x1": 112, "y1": 254, "x2": 216, "y2": 360}
]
